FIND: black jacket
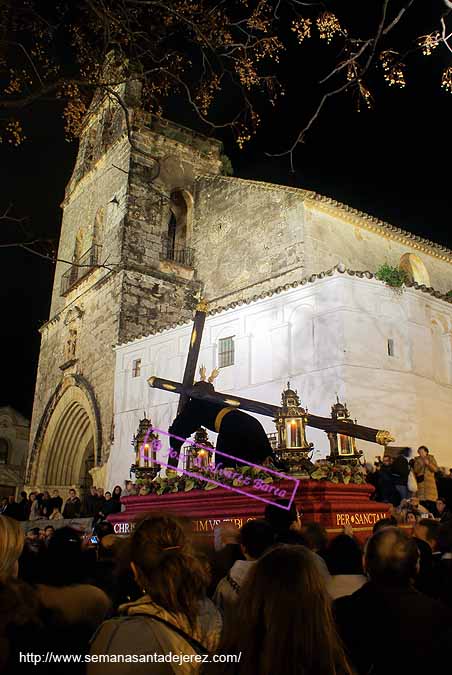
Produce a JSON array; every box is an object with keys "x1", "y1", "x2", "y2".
[
  {"x1": 334, "y1": 581, "x2": 452, "y2": 675},
  {"x1": 168, "y1": 399, "x2": 272, "y2": 466},
  {"x1": 391, "y1": 455, "x2": 409, "y2": 486}
]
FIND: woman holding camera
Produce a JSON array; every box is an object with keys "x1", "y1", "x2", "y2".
[{"x1": 413, "y1": 446, "x2": 438, "y2": 514}]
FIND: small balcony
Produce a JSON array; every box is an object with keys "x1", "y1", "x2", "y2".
[
  {"x1": 161, "y1": 236, "x2": 194, "y2": 267},
  {"x1": 60, "y1": 244, "x2": 102, "y2": 296}
]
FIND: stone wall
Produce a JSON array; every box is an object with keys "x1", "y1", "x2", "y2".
[
  {"x1": 29, "y1": 271, "x2": 123, "y2": 477},
  {"x1": 193, "y1": 176, "x2": 310, "y2": 305},
  {"x1": 304, "y1": 200, "x2": 452, "y2": 294},
  {"x1": 190, "y1": 175, "x2": 452, "y2": 309},
  {"x1": 30, "y1": 108, "x2": 222, "y2": 489}
]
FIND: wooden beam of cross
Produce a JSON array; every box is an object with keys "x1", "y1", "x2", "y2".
[
  {"x1": 147, "y1": 375, "x2": 394, "y2": 446},
  {"x1": 176, "y1": 298, "x2": 208, "y2": 414}
]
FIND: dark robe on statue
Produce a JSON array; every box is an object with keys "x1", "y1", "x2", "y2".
[{"x1": 167, "y1": 387, "x2": 274, "y2": 469}]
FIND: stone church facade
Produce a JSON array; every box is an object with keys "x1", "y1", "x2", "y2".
[{"x1": 27, "y1": 86, "x2": 452, "y2": 494}]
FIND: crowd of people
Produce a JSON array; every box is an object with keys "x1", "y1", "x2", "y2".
[
  {"x1": 366, "y1": 445, "x2": 452, "y2": 514},
  {"x1": 1, "y1": 491, "x2": 452, "y2": 674},
  {"x1": 1, "y1": 444, "x2": 452, "y2": 673},
  {"x1": 0, "y1": 486, "x2": 124, "y2": 523}
]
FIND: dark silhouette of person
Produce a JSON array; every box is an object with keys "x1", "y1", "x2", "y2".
[{"x1": 167, "y1": 380, "x2": 277, "y2": 470}]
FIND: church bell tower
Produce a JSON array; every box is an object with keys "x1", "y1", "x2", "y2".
[{"x1": 27, "y1": 83, "x2": 222, "y2": 495}]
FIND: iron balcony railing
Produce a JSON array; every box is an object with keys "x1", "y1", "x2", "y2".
[
  {"x1": 161, "y1": 236, "x2": 194, "y2": 267},
  {"x1": 60, "y1": 244, "x2": 102, "y2": 295}
]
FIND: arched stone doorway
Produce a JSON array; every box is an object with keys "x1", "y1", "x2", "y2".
[{"x1": 28, "y1": 375, "x2": 101, "y2": 495}]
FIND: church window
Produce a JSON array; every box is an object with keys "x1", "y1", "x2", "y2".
[
  {"x1": 387, "y1": 339, "x2": 395, "y2": 357},
  {"x1": 399, "y1": 253, "x2": 430, "y2": 286},
  {"x1": 218, "y1": 337, "x2": 235, "y2": 368},
  {"x1": 163, "y1": 190, "x2": 194, "y2": 267},
  {"x1": 0, "y1": 438, "x2": 8, "y2": 464},
  {"x1": 93, "y1": 207, "x2": 105, "y2": 247},
  {"x1": 132, "y1": 359, "x2": 141, "y2": 378}
]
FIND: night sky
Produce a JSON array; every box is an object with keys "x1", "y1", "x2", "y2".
[{"x1": 2, "y1": 4, "x2": 452, "y2": 419}]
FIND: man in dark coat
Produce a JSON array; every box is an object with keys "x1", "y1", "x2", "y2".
[
  {"x1": 62, "y1": 489, "x2": 81, "y2": 519},
  {"x1": 167, "y1": 380, "x2": 278, "y2": 470},
  {"x1": 334, "y1": 527, "x2": 452, "y2": 675},
  {"x1": 391, "y1": 447, "x2": 411, "y2": 501}
]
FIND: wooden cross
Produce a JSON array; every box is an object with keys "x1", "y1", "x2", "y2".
[{"x1": 148, "y1": 301, "x2": 394, "y2": 447}]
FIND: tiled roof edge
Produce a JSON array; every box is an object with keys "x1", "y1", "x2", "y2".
[{"x1": 115, "y1": 265, "x2": 452, "y2": 347}]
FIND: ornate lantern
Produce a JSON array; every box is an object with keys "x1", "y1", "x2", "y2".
[
  {"x1": 185, "y1": 427, "x2": 214, "y2": 471},
  {"x1": 130, "y1": 415, "x2": 161, "y2": 480},
  {"x1": 274, "y1": 383, "x2": 314, "y2": 475},
  {"x1": 327, "y1": 397, "x2": 363, "y2": 464}
]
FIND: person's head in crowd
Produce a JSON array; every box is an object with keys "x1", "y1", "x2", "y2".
[
  {"x1": 43, "y1": 527, "x2": 86, "y2": 586},
  {"x1": 300, "y1": 522, "x2": 328, "y2": 555},
  {"x1": 124, "y1": 480, "x2": 133, "y2": 491},
  {"x1": 97, "y1": 488, "x2": 104, "y2": 497},
  {"x1": 405, "y1": 511, "x2": 417, "y2": 525},
  {"x1": 326, "y1": 534, "x2": 363, "y2": 576},
  {"x1": 112, "y1": 486, "x2": 122, "y2": 500},
  {"x1": 90, "y1": 486, "x2": 98, "y2": 496},
  {"x1": 372, "y1": 516, "x2": 397, "y2": 534},
  {"x1": 365, "y1": 527, "x2": 419, "y2": 586},
  {"x1": 437, "y1": 521, "x2": 452, "y2": 553},
  {"x1": 0, "y1": 516, "x2": 25, "y2": 581},
  {"x1": 19, "y1": 491, "x2": 27, "y2": 501},
  {"x1": 52, "y1": 489, "x2": 59, "y2": 498},
  {"x1": 418, "y1": 445, "x2": 430, "y2": 457},
  {"x1": 414, "y1": 519, "x2": 440, "y2": 551},
  {"x1": 264, "y1": 500, "x2": 301, "y2": 535},
  {"x1": 44, "y1": 526, "x2": 55, "y2": 541},
  {"x1": 27, "y1": 527, "x2": 40, "y2": 541},
  {"x1": 98, "y1": 534, "x2": 122, "y2": 559},
  {"x1": 218, "y1": 545, "x2": 353, "y2": 675},
  {"x1": 104, "y1": 491, "x2": 112, "y2": 501},
  {"x1": 68, "y1": 488, "x2": 77, "y2": 499},
  {"x1": 401, "y1": 447, "x2": 412, "y2": 458},
  {"x1": 214, "y1": 522, "x2": 240, "y2": 551},
  {"x1": 93, "y1": 520, "x2": 114, "y2": 542},
  {"x1": 239, "y1": 520, "x2": 275, "y2": 561},
  {"x1": 0, "y1": 498, "x2": 7, "y2": 509},
  {"x1": 436, "y1": 498, "x2": 447, "y2": 515},
  {"x1": 42, "y1": 490, "x2": 51, "y2": 501},
  {"x1": 130, "y1": 513, "x2": 209, "y2": 630},
  {"x1": 382, "y1": 455, "x2": 392, "y2": 466}
]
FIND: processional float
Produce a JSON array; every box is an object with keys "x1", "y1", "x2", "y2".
[{"x1": 145, "y1": 300, "x2": 394, "y2": 474}]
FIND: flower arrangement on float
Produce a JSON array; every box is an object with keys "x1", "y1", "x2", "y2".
[
  {"x1": 132, "y1": 459, "x2": 367, "y2": 496},
  {"x1": 134, "y1": 464, "x2": 274, "y2": 496},
  {"x1": 309, "y1": 461, "x2": 367, "y2": 484}
]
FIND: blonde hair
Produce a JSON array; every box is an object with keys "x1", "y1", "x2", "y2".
[{"x1": 0, "y1": 515, "x2": 25, "y2": 581}]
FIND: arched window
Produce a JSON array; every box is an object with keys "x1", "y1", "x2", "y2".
[
  {"x1": 399, "y1": 253, "x2": 431, "y2": 286},
  {"x1": 93, "y1": 207, "x2": 105, "y2": 247},
  {"x1": 0, "y1": 438, "x2": 9, "y2": 465},
  {"x1": 164, "y1": 190, "x2": 193, "y2": 266},
  {"x1": 73, "y1": 227, "x2": 86, "y2": 263}
]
